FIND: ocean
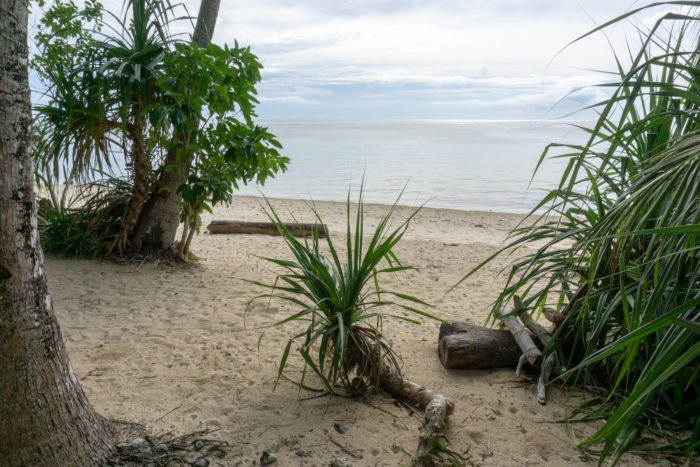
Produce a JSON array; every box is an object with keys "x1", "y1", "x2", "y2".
[{"x1": 238, "y1": 120, "x2": 589, "y2": 214}]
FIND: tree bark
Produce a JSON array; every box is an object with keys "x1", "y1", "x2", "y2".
[
  {"x1": 437, "y1": 321, "x2": 523, "y2": 369},
  {"x1": 0, "y1": 2, "x2": 114, "y2": 464},
  {"x1": 108, "y1": 119, "x2": 150, "y2": 255},
  {"x1": 130, "y1": 0, "x2": 221, "y2": 254},
  {"x1": 193, "y1": 0, "x2": 221, "y2": 47}
]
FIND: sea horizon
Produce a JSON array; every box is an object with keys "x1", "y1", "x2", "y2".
[{"x1": 236, "y1": 119, "x2": 591, "y2": 214}]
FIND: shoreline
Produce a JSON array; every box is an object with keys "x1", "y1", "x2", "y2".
[
  {"x1": 201, "y1": 195, "x2": 535, "y2": 247},
  {"x1": 228, "y1": 193, "x2": 540, "y2": 217}
]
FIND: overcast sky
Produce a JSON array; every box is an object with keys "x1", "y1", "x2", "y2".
[{"x1": 31, "y1": 0, "x2": 675, "y2": 120}]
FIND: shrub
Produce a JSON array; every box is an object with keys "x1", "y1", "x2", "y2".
[
  {"x1": 257, "y1": 187, "x2": 442, "y2": 394},
  {"x1": 458, "y1": 3, "x2": 700, "y2": 463}
]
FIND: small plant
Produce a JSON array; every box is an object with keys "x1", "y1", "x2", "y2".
[
  {"x1": 419, "y1": 435, "x2": 466, "y2": 466},
  {"x1": 272, "y1": 436, "x2": 298, "y2": 451},
  {"x1": 257, "y1": 186, "x2": 442, "y2": 394}
]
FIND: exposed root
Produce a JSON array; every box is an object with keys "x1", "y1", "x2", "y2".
[
  {"x1": 107, "y1": 229, "x2": 132, "y2": 256},
  {"x1": 377, "y1": 360, "x2": 459, "y2": 466},
  {"x1": 328, "y1": 326, "x2": 460, "y2": 465}
]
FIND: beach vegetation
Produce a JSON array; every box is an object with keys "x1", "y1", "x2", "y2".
[
  {"x1": 37, "y1": 173, "x2": 132, "y2": 258},
  {"x1": 459, "y1": 2, "x2": 700, "y2": 463},
  {"x1": 257, "y1": 187, "x2": 463, "y2": 464},
  {"x1": 32, "y1": 0, "x2": 287, "y2": 260},
  {"x1": 257, "y1": 187, "x2": 441, "y2": 393}
]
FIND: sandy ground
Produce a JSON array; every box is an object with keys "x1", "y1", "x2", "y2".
[{"x1": 45, "y1": 196, "x2": 654, "y2": 466}]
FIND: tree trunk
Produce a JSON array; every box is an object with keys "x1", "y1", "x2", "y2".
[
  {"x1": 130, "y1": 0, "x2": 221, "y2": 254},
  {"x1": 193, "y1": 0, "x2": 221, "y2": 47},
  {"x1": 109, "y1": 119, "x2": 151, "y2": 255},
  {"x1": 0, "y1": 2, "x2": 115, "y2": 464}
]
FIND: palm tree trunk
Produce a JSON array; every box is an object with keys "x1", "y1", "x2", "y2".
[
  {"x1": 130, "y1": 0, "x2": 221, "y2": 254},
  {"x1": 0, "y1": 2, "x2": 114, "y2": 463},
  {"x1": 193, "y1": 0, "x2": 221, "y2": 47}
]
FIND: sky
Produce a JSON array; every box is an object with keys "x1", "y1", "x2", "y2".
[{"x1": 30, "y1": 0, "x2": 674, "y2": 120}]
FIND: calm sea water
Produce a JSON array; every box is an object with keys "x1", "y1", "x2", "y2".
[{"x1": 237, "y1": 120, "x2": 589, "y2": 213}]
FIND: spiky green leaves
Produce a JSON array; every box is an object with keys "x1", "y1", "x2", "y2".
[
  {"x1": 457, "y1": 3, "x2": 700, "y2": 463},
  {"x1": 257, "y1": 186, "x2": 443, "y2": 394}
]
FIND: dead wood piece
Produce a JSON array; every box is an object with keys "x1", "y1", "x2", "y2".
[
  {"x1": 542, "y1": 307, "x2": 564, "y2": 324},
  {"x1": 378, "y1": 362, "x2": 455, "y2": 466},
  {"x1": 511, "y1": 299, "x2": 558, "y2": 404},
  {"x1": 496, "y1": 307, "x2": 542, "y2": 367},
  {"x1": 513, "y1": 295, "x2": 552, "y2": 347},
  {"x1": 206, "y1": 220, "x2": 327, "y2": 238},
  {"x1": 438, "y1": 320, "x2": 477, "y2": 340},
  {"x1": 438, "y1": 322, "x2": 522, "y2": 369},
  {"x1": 515, "y1": 354, "x2": 527, "y2": 378},
  {"x1": 379, "y1": 362, "x2": 454, "y2": 415},
  {"x1": 536, "y1": 354, "x2": 556, "y2": 405},
  {"x1": 560, "y1": 283, "x2": 589, "y2": 319},
  {"x1": 416, "y1": 394, "x2": 455, "y2": 466}
]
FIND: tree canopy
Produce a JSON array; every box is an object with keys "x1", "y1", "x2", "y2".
[{"x1": 33, "y1": 0, "x2": 288, "y2": 259}]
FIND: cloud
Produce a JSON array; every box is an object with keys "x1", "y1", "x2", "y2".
[
  {"x1": 29, "y1": 0, "x2": 676, "y2": 119},
  {"x1": 259, "y1": 95, "x2": 321, "y2": 104}
]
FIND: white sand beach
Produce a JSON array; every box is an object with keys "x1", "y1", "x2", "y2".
[{"x1": 45, "y1": 196, "x2": 653, "y2": 466}]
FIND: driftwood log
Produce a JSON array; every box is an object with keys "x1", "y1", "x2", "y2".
[
  {"x1": 206, "y1": 220, "x2": 327, "y2": 238},
  {"x1": 438, "y1": 321, "x2": 523, "y2": 369}
]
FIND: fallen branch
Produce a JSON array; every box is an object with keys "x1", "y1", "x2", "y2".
[
  {"x1": 513, "y1": 295, "x2": 552, "y2": 347},
  {"x1": 378, "y1": 361, "x2": 455, "y2": 466},
  {"x1": 542, "y1": 307, "x2": 564, "y2": 325},
  {"x1": 513, "y1": 296, "x2": 555, "y2": 405},
  {"x1": 537, "y1": 354, "x2": 556, "y2": 405},
  {"x1": 416, "y1": 394, "x2": 458, "y2": 465},
  {"x1": 206, "y1": 220, "x2": 327, "y2": 237},
  {"x1": 560, "y1": 283, "x2": 589, "y2": 320},
  {"x1": 329, "y1": 438, "x2": 362, "y2": 459},
  {"x1": 496, "y1": 307, "x2": 542, "y2": 367}
]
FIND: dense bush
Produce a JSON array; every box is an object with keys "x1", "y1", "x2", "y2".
[{"x1": 37, "y1": 178, "x2": 132, "y2": 258}]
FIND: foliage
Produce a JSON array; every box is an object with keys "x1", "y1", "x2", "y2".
[
  {"x1": 458, "y1": 2, "x2": 700, "y2": 463},
  {"x1": 165, "y1": 41, "x2": 288, "y2": 259},
  {"x1": 37, "y1": 178, "x2": 132, "y2": 258},
  {"x1": 31, "y1": 0, "x2": 103, "y2": 84},
  {"x1": 33, "y1": 0, "x2": 177, "y2": 177},
  {"x1": 33, "y1": 119, "x2": 131, "y2": 258},
  {"x1": 31, "y1": 0, "x2": 287, "y2": 257},
  {"x1": 257, "y1": 187, "x2": 442, "y2": 394}
]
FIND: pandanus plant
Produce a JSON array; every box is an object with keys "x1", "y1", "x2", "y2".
[
  {"x1": 459, "y1": 2, "x2": 700, "y2": 463},
  {"x1": 258, "y1": 187, "x2": 441, "y2": 393},
  {"x1": 257, "y1": 187, "x2": 460, "y2": 465}
]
